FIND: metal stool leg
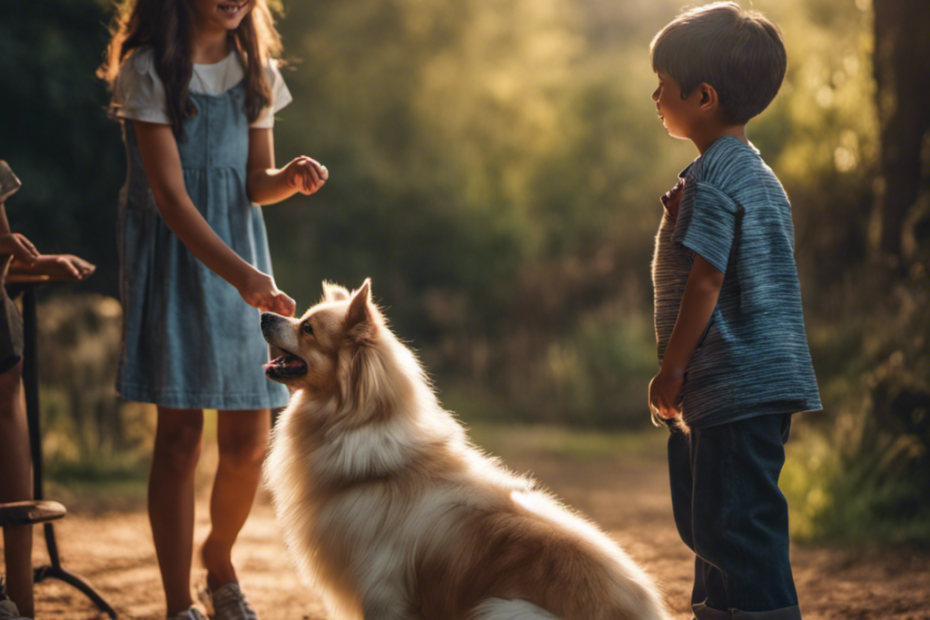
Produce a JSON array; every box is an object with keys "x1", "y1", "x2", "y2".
[{"x1": 20, "y1": 286, "x2": 117, "y2": 619}]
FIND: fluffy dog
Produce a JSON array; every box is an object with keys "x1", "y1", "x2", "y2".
[{"x1": 261, "y1": 280, "x2": 670, "y2": 620}]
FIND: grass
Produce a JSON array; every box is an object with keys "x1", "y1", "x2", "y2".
[
  {"x1": 45, "y1": 456, "x2": 150, "y2": 511},
  {"x1": 781, "y1": 421, "x2": 930, "y2": 544},
  {"x1": 41, "y1": 421, "x2": 666, "y2": 506},
  {"x1": 47, "y1": 415, "x2": 929, "y2": 545},
  {"x1": 466, "y1": 421, "x2": 667, "y2": 461}
]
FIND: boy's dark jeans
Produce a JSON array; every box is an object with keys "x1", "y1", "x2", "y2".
[{"x1": 668, "y1": 413, "x2": 802, "y2": 620}]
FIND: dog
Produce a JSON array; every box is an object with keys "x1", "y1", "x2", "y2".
[{"x1": 261, "y1": 280, "x2": 670, "y2": 620}]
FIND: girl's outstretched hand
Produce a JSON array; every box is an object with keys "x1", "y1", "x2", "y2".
[
  {"x1": 283, "y1": 156, "x2": 328, "y2": 196},
  {"x1": 238, "y1": 268, "x2": 296, "y2": 317}
]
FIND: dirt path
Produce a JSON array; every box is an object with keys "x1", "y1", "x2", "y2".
[{"x1": 11, "y1": 427, "x2": 930, "y2": 620}]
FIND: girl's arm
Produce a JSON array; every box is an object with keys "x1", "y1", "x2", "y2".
[
  {"x1": 133, "y1": 121, "x2": 295, "y2": 315},
  {"x1": 649, "y1": 253, "x2": 725, "y2": 419},
  {"x1": 246, "y1": 128, "x2": 328, "y2": 205}
]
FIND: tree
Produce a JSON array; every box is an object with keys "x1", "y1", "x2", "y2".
[{"x1": 872, "y1": 0, "x2": 930, "y2": 266}]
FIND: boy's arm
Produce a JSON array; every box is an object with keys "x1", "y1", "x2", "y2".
[{"x1": 649, "y1": 253, "x2": 724, "y2": 419}]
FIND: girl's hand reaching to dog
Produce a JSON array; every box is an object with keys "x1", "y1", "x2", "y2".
[
  {"x1": 283, "y1": 156, "x2": 328, "y2": 196},
  {"x1": 238, "y1": 268, "x2": 296, "y2": 317}
]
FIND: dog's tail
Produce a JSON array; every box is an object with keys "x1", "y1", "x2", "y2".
[{"x1": 469, "y1": 598, "x2": 562, "y2": 620}]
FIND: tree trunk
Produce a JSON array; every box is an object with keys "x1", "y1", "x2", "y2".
[{"x1": 872, "y1": 0, "x2": 930, "y2": 265}]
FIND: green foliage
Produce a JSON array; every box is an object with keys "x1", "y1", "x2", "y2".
[
  {"x1": 33, "y1": 294, "x2": 155, "y2": 468},
  {"x1": 4, "y1": 0, "x2": 929, "y2": 546},
  {"x1": 783, "y1": 406, "x2": 930, "y2": 544},
  {"x1": 783, "y1": 268, "x2": 930, "y2": 543},
  {"x1": 0, "y1": 0, "x2": 125, "y2": 295}
]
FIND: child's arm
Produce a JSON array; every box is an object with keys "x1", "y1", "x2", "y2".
[
  {"x1": 0, "y1": 173, "x2": 39, "y2": 267},
  {"x1": 133, "y1": 121, "x2": 295, "y2": 316},
  {"x1": 0, "y1": 232, "x2": 39, "y2": 267},
  {"x1": 9, "y1": 254, "x2": 95, "y2": 280},
  {"x1": 649, "y1": 253, "x2": 724, "y2": 420},
  {"x1": 245, "y1": 128, "x2": 328, "y2": 205}
]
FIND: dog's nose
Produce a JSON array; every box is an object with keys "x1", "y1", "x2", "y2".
[{"x1": 261, "y1": 312, "x2": 276, "y2": 331}]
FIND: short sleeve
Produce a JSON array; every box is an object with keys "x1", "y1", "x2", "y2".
[
  {"x1": 673, "y1": 180, "x2": 740, "y2": 273},
  {"x1": 250, "y1": 60, "x2": 293, "y2": 128},
  {"x1": 111, "y1": 49, "x2": 171, "y2": 125}
]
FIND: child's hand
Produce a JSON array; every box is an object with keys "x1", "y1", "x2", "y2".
[
  {"x1": 648, "y1": 368, "x2": 684, "y2": 424},
  {"x1": 660, "y1": 178, "x2": 685, "y2": 220},
  {"x1": 238, "y1": 269, "x2": 296, "y2": 317},
  {"x1": 283, "y1": 156, "x2": 328, "y2": 196},
  {"x1": 16, "y1": 254, "x2": 96, "y2": 280},
  {"x1": 0, "y1": 233, "x2": 39, "y2": 266}
]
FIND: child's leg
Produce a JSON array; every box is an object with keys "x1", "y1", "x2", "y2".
[
  {"x1": 202, "y1": 409, "x2": 270, "y2": 590},
  {"x1": 690, "y1": 414, "x2": 799, "y2": 620},
  {"x1": 0, "y1": 362, "x2": 33, "y2": 617},
  {"x1": 667, "y1": 427, "x2": 709, "y2": 608},
  {"x1": 150, "y1": 406, "x2": 205, "y2": 615}
]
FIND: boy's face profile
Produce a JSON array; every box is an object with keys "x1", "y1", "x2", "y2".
[{"x1": 652, "y1": 72, "x2": 703, "y2": 141}]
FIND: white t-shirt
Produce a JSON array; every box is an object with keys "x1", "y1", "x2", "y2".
[{"x1": 112, "y1": 47, "x2": 292, "y2": 128}]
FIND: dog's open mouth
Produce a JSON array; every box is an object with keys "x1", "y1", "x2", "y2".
[{"x1": 263, "y1": 346, "x2": 308, "y2": 379}]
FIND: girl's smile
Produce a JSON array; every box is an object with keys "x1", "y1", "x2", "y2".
[
  {"x1": 191, "y1": 0, "x2": 253, "y2": 35},
  {"x1": 218, "y1": 1, "x2": 249, "y2": 18}
]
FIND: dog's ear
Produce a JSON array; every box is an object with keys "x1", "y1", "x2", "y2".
[
  {"x1": 345, "y1": 279, "x2": 374, "y2": 339},
  {"x1": 322, "y1": 281, "x2": 350, "y2": 302}
]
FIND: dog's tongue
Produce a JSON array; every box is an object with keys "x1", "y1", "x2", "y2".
[{"x1": 263, "y1": 354, "x2": 302, "y2": 370}]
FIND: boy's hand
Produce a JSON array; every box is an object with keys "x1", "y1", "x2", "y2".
[
  {"x1": 238, "y1": 268, "x2": 296, "y2": 317},
  {"x1": 17, "y1": 254, "x2": 96, "y2": 280},
  {"x1": 283, "y1": 156, "x2": 328, "y2": 196},
  {"x1": 661, "y1": 178, "x2": 685, "y2": 220},
  {"x1": 648, "y1": 367, "x2": 684, "y2": 423},
  {"x1": 0, "y1": 233, "x2": 39, "y2": 266}
]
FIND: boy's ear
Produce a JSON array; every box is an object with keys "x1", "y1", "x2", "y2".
[
  {"x1": 344, "y1": 278, "x2": 374, "y2": 337},
  {"x1": 322, "y1": 280, "x2": 350, "y2": 302},
  {"x1": 698, "y1": 83, "x2": 719, "y2": 113}
]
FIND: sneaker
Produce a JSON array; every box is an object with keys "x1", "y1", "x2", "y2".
[
  {"x1": 200, "y1": 583, "x2": 257, "y2": 620},
  {"x1": 0, "y1": 597, "x2": 29, "y2": 620},
  {"x1": 166, "y1": 606, "x2": 208, "y2": 620}
]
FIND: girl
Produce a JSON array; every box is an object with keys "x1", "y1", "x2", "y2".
[{"x1": 99, "y1": 1, "x2": 326, "y2": 619}]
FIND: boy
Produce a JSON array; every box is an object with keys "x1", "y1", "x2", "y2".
[{"x1": 646, "y1": 4, "x2": 821, "y2": 620}]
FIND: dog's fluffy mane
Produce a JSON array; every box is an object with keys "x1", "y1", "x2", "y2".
[{"x1": 286, "y1": 280, "x2": 469, "y2": 482}]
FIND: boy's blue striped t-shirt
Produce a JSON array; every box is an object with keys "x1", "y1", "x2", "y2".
[{"x1": 652, "y1": 135, "x2": 822, "y2": 428}]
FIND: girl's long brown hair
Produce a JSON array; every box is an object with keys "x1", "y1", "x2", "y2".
[{"x1": 99, "y1": 0, "x2": 284, "y2": 139}]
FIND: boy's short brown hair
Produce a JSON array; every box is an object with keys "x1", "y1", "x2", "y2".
[{"x1": 650, "y1": 2, "x2": 787, "y2": 125}]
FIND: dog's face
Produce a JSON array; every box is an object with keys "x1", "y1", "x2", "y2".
[{"x1": 261, "y1": 279, "x2": 375, "y2": 392}]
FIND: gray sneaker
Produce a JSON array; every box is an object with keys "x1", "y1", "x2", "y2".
[
  {"x1": 201, "y1": 583, "x2": 257, "y2": 620},
  {"x1": 166, "y1": 606, "x2": 208, "y2": 620},
  {"x1": 0, "y1": 597, "x2": 29, "y2": 620}
]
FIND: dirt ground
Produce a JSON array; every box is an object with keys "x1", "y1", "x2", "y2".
[{"x1": 9, "y1": 427, "x2": 930, "y2": 620}]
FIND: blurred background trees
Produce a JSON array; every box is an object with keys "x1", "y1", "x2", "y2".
[{"x1": 0, "y1": 0, "x2": 927, "y2": 541}]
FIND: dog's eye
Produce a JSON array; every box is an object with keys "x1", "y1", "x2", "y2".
[{"x1": 302, "y1": 322, "x2": 314, "y2": 335}]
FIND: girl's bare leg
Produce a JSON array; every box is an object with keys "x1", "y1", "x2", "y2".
[
  {"x1": 149, "y1": 406, "x2": 204, "y2": 615},
  {"x1": 0, "y1": 362, "x2": 33, "y2": 618},
  {"x1": 201, "y1": 409, "x2": 270, "y2": 590}
]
